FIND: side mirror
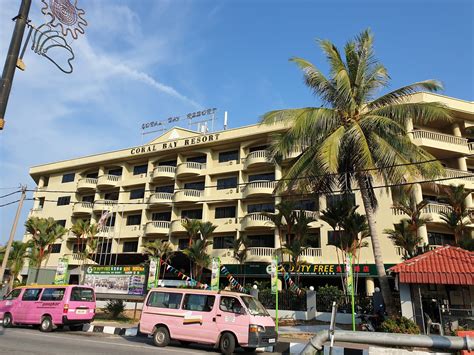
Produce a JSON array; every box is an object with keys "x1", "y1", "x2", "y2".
[{"x1": 2, "y1": 295, "x2": 6, "y2": 300}]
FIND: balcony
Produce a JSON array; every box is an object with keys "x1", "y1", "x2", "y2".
[
  {"x1": 173, "y1": 189, "x2": 203, "y2": 203},
  {"x1": 440, "y1": 168, "x2": 474, "y2": 189},
  {"x1": 77, "y1": 177, "x2": 98, "y2": 192},
  {"x1": 412, "y1": 130, "x2": 470, "y2": 154},
  {"x1": 241, "y1": 180, "x2": 277, "y2": 198},
  {"x1": 176, "y1": 162, "x2": 206, "y2": 178},
  {"x1": 97, "y1": 174, "x2": 121, "y2": 189},
  {"x1": 392, "y1": 202, "x2": 452, "y2": 224},
  {"x1": 469, "y1": 142, "x2": 474, "y2": 152},
  {"x1": 247, "y1": 247, "x2": 275, "y2": 262},
  {"x1": 151, "y1": 166, "x2": 176, "y2": 181},
  {"x1": 148, "y1": 192, "x2": 173, "y2": 207},
  {"x1": 96, "y1": 226, "x2": 115, "y2": 236},
  {"x1": 144, "y1": 221, "x2": 171, "y2": 235},
  {"x1": 301, "y1": 248, "x2": 322, "y2": 258},
  {"x1": 72, "y1": 202, "x2": 93, "y2": 216},
  {"x1": 170, "y1": 219, "x2": 186, "y2": 234},
  {"x1": 244, "y1": 150, "x2": 272, "y2": 170},
  {"x1": 293, "y1": 210, "x2": 319, "y2": 222},
  {"x1": 282, "y1": 148, "x2": 303, "y2": 162},
  {"x1": 93, "y1": 199, "x2": 118, "y2": 212},
  {"x1": 241, "y1": 213, "x2": 274, "y2": 230}
]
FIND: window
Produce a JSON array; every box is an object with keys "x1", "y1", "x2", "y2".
[
  {"x1": 38, "y1": 197, "x2": 45, "y2": 209},
  {"x1": 178, "y1": 238, "x2": 188, "y2": 250},
  {"x1": 219, "y1": 150, "x2": 239, "y2": 163},
  {"x1": 5, "y1": 289, "x2": 21, "y2": 300},
  {"x1": 82, "y1": 195, "x2": 94, "y2": 203},
  {"x1": 327, "y1": 231, "x2": 343, "y2": 247},
  {"x1": 130, "y1": 188, "x2": 145, "y2": 200},
  {"x1": 41, "y1": 288, "x2": 65, "y2": 301},
  {"x1": 247, "y1": 203, "x2": 274, "y2": 213},
  {"x1": 57, "y1": 196, "x2": 71, "y2": 206},
  {"x1": 127, "y1": 214, "x2": 142, "y2": 226},
  {"x1": 213, "y1": 236, "x2": 234, "y2": 249},
  {"x1": 62, "y1": 173, "x2": 75, "y2": 183},
  {"x1": 55, "y1": 220, "x2": 66, "y2": 227},
  {"x1": 133, "y1": 164, "x2": 148, "y2": 175},
  {"x1": 72, "y1": 243, "x2": 86, "y2": 253},
  {"x1": 247, "y1": 235, "x2": 274, "y2": 248},
  {"x1": 326, "y1": 193, "x2": 355, "y2": 210},
  {"x1": 249, "y1": 173, "x2": 275, "y2": 182},
  {"x1": 22, "y1": 288, "x2": 42, "y2": 301},
  {"x1": 220, "y1": 296, "x2": 244, "y2": 314},
  {"x1": 97, "y1": 241, "x2": 112, "y2": 254},
  {"x1": 184, "y1": 181, "x2": 205, "y2": 190},
  {"x1": 428, "y1": 232, "x2": 455, "y2": 246},
  {"x1": 152, "y1": 211, "x2": 172, "y2": 221},
  {"x1": 183, "y1": 294, "x2": 215, "y2": 312},
  {"x1": 86, "y1": 172, "x2": 99, "y2": 179},
  {"x1": 108, "y1": 168, "x2": 122, "y2": 176},
  {"x1": 294, "y1": 199, "x2": 318, "y2": 211},
  {"x1": 50, "y1": 243, "x2": 62, "y2": 254},
  {"x1": 187, "y1": 155, "x2": 206, "y2": 164},
  {"x1": 147, "y1": 292, "x2": 182, "y2": 309},
  {"x1": 158, "y1": 160, "x2": 177, "y2": 167},
  {"x1": 249, "y1": 145, "x2": 268, "y2": 152},
  {"x1": 43, "y1": 176, "x2": 49, "y2": 187},
  {"x1": 307, "y1": 233, "x2": 321, "y2": 248},
  {"x1": 215, "y1": 206, "x2": 236, "y2": 219},
  {"x1": 155, "y1": 185, "x2": 174, "y2": 193},
  {"x1": 71, "y1": 287, "x2": 94, "y2": 302},
  {"x1": 217, "y1": 176, "x2": 237, "y2": 190},
  {"x1": 104, "y1": 191, "x2": 119, "y2": 200},
  {"x1": 181, "y1": 209, "x2": 202, "y2": 219},
  {"x1": 102, "y1": 213, "x2": 116, "y2": 226},
  {"x1": 123, "y1": 241, "x2": 138, "y2": 253}
]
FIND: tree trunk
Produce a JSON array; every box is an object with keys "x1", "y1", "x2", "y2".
[
  {"x1": 357, "y1": 176, "x2": 395, "y2": 315},
  {"x1": 33, "y1": 264, "x2": 40, "y2": 283}
]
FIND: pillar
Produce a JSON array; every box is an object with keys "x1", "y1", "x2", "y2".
[
  {"x1": 400, "y1": 283, "x2": 415, "y2": 321},
  {"x1": 406, "y1": 117, "x2": 414, "y2": 141},
  {"x1": 452, "y1": 123, "x2": 462, "y2": 137},
  {"x1": 366, "y1": 277, "x2": 375, "y2": 296},
  {"x1": 38, "y1": 176, "x2": 45, "y2": 189},
  {"x1": 307, "y1": 288, "x2": 317, "y2": 320},
  {"x1": 412, "y1": 184, "x2": 429, "y2": 244}
]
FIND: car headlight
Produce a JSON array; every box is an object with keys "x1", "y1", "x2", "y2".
[{"x1": 249, "y1": 324, "x2": 265, "y2": 333}]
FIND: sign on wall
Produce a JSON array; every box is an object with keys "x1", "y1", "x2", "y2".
[
  {"x1": 53, "y1": 257, "x2": 69, "y2": 285},
  {"x1": 84, "y1": 266, "x2": 146, "y2": 295}
]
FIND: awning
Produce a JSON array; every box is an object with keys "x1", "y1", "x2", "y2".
[{"x1": 388, "y1": 245, "x2": 474, "y2": 285}]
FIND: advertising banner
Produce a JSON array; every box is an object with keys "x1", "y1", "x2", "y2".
[
  {"x1": 54, "y1": 257, "x2": 69, "y2": 285},
  {"x1": 210, "y1": 257, "x2": 220, "y2": 291},
  {"x1": 84, "y1": 266, "x2": 146, "y2": 295},
  {"x1": 271, "y1": 256, "x2": 278, "y2": 294},
  {"x1": 345, "y1": 254, "x2": 353, "y2": 295},
  {"x1": 147, "y1": 258, "x2": 158, "y2": 290}
]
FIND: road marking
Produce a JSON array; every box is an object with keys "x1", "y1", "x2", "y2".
[{"x1": 4, "y1": 329, "x2": 207, "y2": 354}]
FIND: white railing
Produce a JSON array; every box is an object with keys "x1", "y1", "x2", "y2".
[
  {"x1": 147, "y1": 221, "x2": 171, "y2": 230},
  {"x1": 75, "y1": 201, "x2": 94, "y2": 209},
  {"x1": 444, "y1": 168, "x2": 474, "y2": 181},
  {"x1": 78, "y1": 177, "x2": 98, "y2": 185},
  {"x1": 294, "y1": 210, "x2": 319, "y2": 220},
  {"x1": 98, "y1": 226, "x2": 114, "y2": 234},
  {"x1": 244, "y1": 213, "x2": 273, "y2": 222},
  {"x1": 98, "y1": 174, "x2": 121, "y2": 183},
  {"x1": 181, "y1": 162, "x2": 206, "y2": 170},
  {"x1": 428, "y1": 244, "x2": 442, "y2": 251},
  {"x1": 249, "y1": 247, "x2": 274, "y2": 257},
  {"x1": 412, "y1": 130, "x2": 468, "y2": 146},
  {"x1": 149, "y1": 192, "x2": 173, "y2": 202},
  {"x1": 390, "y1": 206, "x2": 406, "y2": 216},
  {"x1": 93, "y1": 199, "x2": 118, "y2": 210},
  {"x1": 152, "y1": 166, "x2": 176, "y2": 176},
  {"x1": 423, "y1": 202, "x2": 451, "y2": 215},
  {"x1": 245, "y1": 150, "x2": 269, "y2": 162},
  {"x1": 301, "y1": 248, "x2": 322, "y2": 257},
  {"x1": 241, "y1": 180, "x2": 277, "y2": 193},
  {"x1": 175, "y1": 189, "x2": 204, "y2": 199},
  {"x1": 469, "y1": 142, "x2": 474, "y2": 152}
]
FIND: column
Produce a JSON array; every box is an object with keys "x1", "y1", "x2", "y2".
[
  {"x1": 306, "y1": 287, "x2": 317, "y2": 320},
  {"x1": 406, "y1": 116, "x2": 414, "y2": 141},
  {"x1": 365, "y1": 277, "x2": 375, "y2": 296},
  {"x1": 38, "y1": 176, "x2": 45, "y2": 189},
  {"x1": 399, "y1": 283, "x2": 415, "y2": 321},
  {"x1": 413, "y1": 183, "x2": 429, "y2": 244}
]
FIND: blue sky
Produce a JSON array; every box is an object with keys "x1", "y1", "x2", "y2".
[{"x1": 0, "y1": 0, "x2": 473, "y2": 244}]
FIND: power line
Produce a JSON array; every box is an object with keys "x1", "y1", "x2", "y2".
[
  {"x1": 0, "y1": 190, "x2": 20, "y2": 199},
  {"x1": 0, "y1": 199, "x2": 21, "y2": 208}
]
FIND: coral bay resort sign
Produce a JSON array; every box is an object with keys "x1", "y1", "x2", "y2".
[{"x1": 130, "y1": 132, "x2": 220, "y2": 156}]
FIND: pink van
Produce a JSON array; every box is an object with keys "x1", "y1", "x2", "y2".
[
  {"x1": 0, "y1": 285, "x2": 96, "y2": 332},
  {"x1": 139, "y1": 288, "x2": 277, "y2": 354}
]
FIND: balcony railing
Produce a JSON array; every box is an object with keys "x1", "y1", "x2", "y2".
[
  {"x1": 469, "y1": 142, "x2": 474, "y2": 152},
  {"x1": 241, "y1": 180, "x2": 277, "y2": 197},
  {"x1": 244, "y1": 150, "x2": 271, "y2": 168},
  {"x1": 248, "y1": 247, "x2": 275, "y2": 257},
  {"x1": 173, "y1": 189, "x2": 204, "y2": 203},
  {"x1": 301, "y1": 248, "x2": 322, "y2": 257},
  {"x1": 293, "y1": 210, "x2": 319, "y2": 221},
  {"x1": 444, "y1": 168, "x2": 474, "y2": 181},
  {"x1": 93, "y1": 199, "x2": 118, "y2": 212},
  {"x1": 97, "y1": 174, "x2": 121, "y2": 188},
  {"x1": 148, "y1": 192, "x2": 173, "y2": 205},
  {"x1": 423, "y1": 202, "x2": 451, "y2": 215},
  {"x1": 145, "y1": 221, "x2": 171, "y2": 234},
  {"x1": 151, "y1": 166, "x2": 176, "y2": 180},
  {"x1": 176, "y1": 162, "x2": 206, "y2": 177},
  {"x1": 72, "y1": 201, "x2": 94, "y2": 215},
  {"x1": 412, "y1": 130, "x2": 468, "y2": 146},
  {"x1": 77, "y1": 177, "x2": 98, "y2": 190}
]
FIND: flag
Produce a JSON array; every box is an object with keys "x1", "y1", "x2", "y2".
[{"x1": 97, "y1": 210, "x2": 112, "y2": 229}]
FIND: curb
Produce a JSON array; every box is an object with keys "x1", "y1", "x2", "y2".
[{"x1": 82, "y1": 324, "x2": 138, "y2": 337}]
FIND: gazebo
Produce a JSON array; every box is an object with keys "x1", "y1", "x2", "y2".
[{"x1": 388, "y1": 245, "x2": 474, "y2": 334}]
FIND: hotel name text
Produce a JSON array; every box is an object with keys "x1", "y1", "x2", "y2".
[{"x1": 130, "y1": 133, "x2": 220, "y2": 155}]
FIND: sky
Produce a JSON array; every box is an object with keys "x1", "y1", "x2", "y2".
[{"x1": 0, "y1": 0, "x2": 473, "y2": 244}]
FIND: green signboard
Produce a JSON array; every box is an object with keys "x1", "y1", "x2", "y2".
[
  {"x1": 210, "y1": 257, "x2": 220, "y2": 291},
  {"x1": 53, "y1": 257, "x2": 69, "y2": 285}
]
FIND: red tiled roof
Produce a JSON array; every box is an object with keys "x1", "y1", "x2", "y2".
[{"x1": 388, "y1": 245, "x2": 474, "y2": 285}]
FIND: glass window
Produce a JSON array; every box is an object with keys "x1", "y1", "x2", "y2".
[
  {"x1": 215, "y1": 206, "x2": 236, "y2": 219},
  {"x1": 55, "y1": 220, "x2": 66, "y2": 227},
  {"x1": 327, "y1": 231, "x2": 342, "y2": 246},
  {"x1": 86, "y1": 172, "x2": 99, "y2": 179},
  {"x1": 178, "y1": 238, "x2": 188, "y2": 250},
  {"x1": 152, "y1": 211, "x2": 172, "y2": 221},
  {"x1": 71, "y1": 287, "x2": 94, "y2": 302},
  {"x1": 213, "y1": 236, "x2": 234, "y2": 249},
  {"x1": 249, "y1": 145, "x2": 268, "y2": 153},
  {"x1": 127, "y1": 215, "x2": 142, "y2": 225},
  {"x1": 217, "y1": 177, "x2": 237, "y2": 190},
  {"x1": 147, "y1": 292, "x2": 182, "y2": 309},
  {"x1": 104, "y1": 191, "x2": 119, "y2": 200},
  {"x1": 102, "y1": 213, "x2": 116, "y2": 226},
  {"x1": 97, "y1": 241, "x2": 112, "y2": 254},
  {"x1": 5, "y1": 289, "x2": 21, "y2": 300},
  {"x1": 220, "y1": 296, "x2": 244, "y2": 314},
  {"x1": 130, "y1": 188, "x2": 145, "y2": 200},
  {"x1": 247, "y1": 203, "x2": 274, "y2": 213},
  {"x1": 38, "y1": 197, "x2": 45, "y2": 208},
  {"x1": 294, "y1": 199, "x2": 318, "y2": 211},
  {"x1": 155, "y1": 185, "x2": 174, "y2": 193},
  {"x1": 181, "y1": 209, "x2": 202, "y2": 219},
  {"x1": 428, "y1": 232, "x2": 455, "y2": 246},
  {"x1": 248, "y1": 173, "x2": 275, "y2": 182},
  {"x1": 187, "y1": 155, "x2": 206, "y2": 164},
  {"x1": 50, "y1": 243, "x2": 62, "y2": 254},
  {"x1": 123, "y1": 241, "x2": 138, "y2": 253},
  {"x1": 184, "y1": 181, "x2": 205, "y2": 190},
  {"x1": 22, "y1": 288, "x2": 42, "y2": 301},
  {"x1": 43, "y1": 176, "x2": 49, "y2": 187},
  {"x1": 72, "y1": 243, "x2": 86, "y2": 253},
  {"x1": 247, "y1": 235, "x2": 274, "y2": 248},
  {"x1": 108, "y1": 168, "x2": 123, "y2": 176},
  {"x1": 57, "y1": 196, "x2": 71, "y2": 206},
  {"x1": 62, "y1": 173, "x2": 75, "y2": 183},
  {"x1": 326, "y1": 193, "x2": 355, "y2": 210},
  {"x1": 219, "y1": 150, "x2": 239, "y2": 163},
  {"x1": 41, "y1": 288, "x2": 65, "y2": 301},
  {"x1": 158, "y1": 160, "x2": 177, "y2": 167},
  {"x1": 82, "y1": 195, "x2": 94, "y2": 203},
  {"x1": 183, "y1": 294, "x2": 215, "y2": 312},
  {"x1": 307, "y1": 233, "x2": 321, "y2": 248},
  {"x1": 241, "y1": 296, "x2": 269, "y2": 316},
  {"x1": 133, "y1": 164, "x2": 148, "y2": 175}
]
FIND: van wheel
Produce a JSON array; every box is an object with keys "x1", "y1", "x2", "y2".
[
  {"x1": 40, "y1": 316, "x2": 53, "y2": 332},
  {"x1": 219, "y1": 332, "x2": 236, "y2": 355},
  {"x1": 3, "y1": 313, "x2": 12, "y2": 328},
  {"x1": 153, "y1": 326, "x2": 170, "y2": 347}
]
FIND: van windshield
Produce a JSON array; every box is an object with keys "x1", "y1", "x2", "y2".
[
  {"x1": 241, "y1": 296, "x2": 269, "y2": 316},
  {"x1": 71, "y1": 287, "x2": 94, "y2": 302}
]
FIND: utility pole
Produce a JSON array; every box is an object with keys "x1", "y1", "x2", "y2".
[
  {"x1": 0, "y1": 0, "x2": 32, "y2": 131},
  {"x1": 0, "y1": 185, "x2": 27, "y2": 285}
]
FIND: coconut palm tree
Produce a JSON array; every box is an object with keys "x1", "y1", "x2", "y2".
[
  {"x1": 70, "y1": 219, "x2": 99, "y2": 283},
  {"x1": 232, "y1": 235, "x2": 249, "y2": 285},
  {"x1": 261, "y1": 30, "x2": 451, "y2": 312},
  {"x1": 384, "y1": 221, "x2": 423, "y2": 260},
  {"x1": 142, "y1": 239, "x2": 174, "y2": 282},
  {"x1": 0, "y1": 241, "x2": 31, "y2": 290},
  {"x1": 181, "y1": 218, "x2": 201, "y2": 246},
  {"x1": 25, "y1": 217, "x2": 67, "y2": 283},
  {"x1": 183, "y1": 238, "x2": 213, "y2": 283},
  {"x1": 440, "y1": 184, "x2": 471, "y2": 245}
]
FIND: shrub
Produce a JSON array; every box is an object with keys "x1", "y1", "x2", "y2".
[
  {"x1": 316, "y1": 284, "x2": 343, "y2": 312},
  {"x1": 381, "y1": 316, "x2": 420, "y2": 334},
  {"x1": 104, "y1": 299, "x2": 126, "y2": 318}
]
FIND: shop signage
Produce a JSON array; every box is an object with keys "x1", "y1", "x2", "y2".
[
  {"x1": 130, "y1": 133, "x2": 220, "y2": 155},
  {"x1": 84, "y1": 265, "x2": 146, "y2": 295}
]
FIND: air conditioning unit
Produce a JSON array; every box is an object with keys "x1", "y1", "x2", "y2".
[
  {"x1": 229, "y1": 161, "x2": 233, "y2": 165},
  {"x1": 228, "y1": 218, "x2": 233, "y2": 224},
  {"x1": 228, "y1": 189, "x2": 233, "y2": 194}
]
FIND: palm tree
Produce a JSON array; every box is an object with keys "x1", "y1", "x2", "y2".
[
  {"x1": 0, "y1": 241, "x2": 31, "y2": 290},
  {"x1": 440, "y1": 184, "x2": 471, "y2": 245},
  {"x1": 142, "y1": 239, "x2": 174, "y2": 282},
  {"x1": 183, "y1": 238, "x2": 213, "y2": 283},
  {"x1": 232, "y1": 235, "x2": 249, "y2": 285},
  {"x1": 25, "y1": 217, "x2": 67, "y2": 283},
  {"x1": 181, "y1": 218, "x2": 202, "y2": 246},
  {"x1": 261, "y1": 30, "x2": 451, "y2": 312},
  {"x1": 384, "y1": 221, "x2": 423, "y2": 260},
  {"x1": 70, "y1": 219, "x2": 99, "y2": 283}
]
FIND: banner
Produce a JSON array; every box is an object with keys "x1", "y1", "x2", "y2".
[
  {"x1": 147, "y1": 257, "x2": 159, "y2": 290},
  {"x1": 345, "y1": 254, "x2": 353, "y2": 295},
  {"x1": 210, "y1": 257, "x2": 220, "y2": 291},
  {"x1": 271, "y1": 256, "x2": 278, "y2": 294},
  {"x1": 84, "y1": 266, "x2": 146, "y2": 295},
  {"x1": 54, "y1": 257, "x2": 69, "y2": 285},
  {"x1": 220, "y1": 266, "x2": 247, "y2": 293},
  {"x1": 160, "y1": 260, "x2": 210, "y2": 290}
]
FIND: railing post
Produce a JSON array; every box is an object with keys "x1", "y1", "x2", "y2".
[{"x1": 307, "y1": 286, "x2": 316, "y2": 320}]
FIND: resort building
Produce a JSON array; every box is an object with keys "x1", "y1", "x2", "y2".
[{"x1": 24, "y1": 93, "x2": 474, "y2": 290}]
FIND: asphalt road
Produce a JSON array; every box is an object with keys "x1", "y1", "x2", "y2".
[{"x1": 0, "y1": 326, "x2": 268, "y2": 355}]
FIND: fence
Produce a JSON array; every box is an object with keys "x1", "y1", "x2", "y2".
[{"x1": 258, "y1": 289, "x2": 307, "y2": 311}]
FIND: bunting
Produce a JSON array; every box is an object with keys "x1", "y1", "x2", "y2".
[
  {"x1": 160, "y1": 260, "x2": 211, "y2": 290},
  {"x1": 280, "y1": 266, "x2": 304, "y2": 296},
  {"x1": 220, "y1": 266, "x2": 248, "y2": 293}
]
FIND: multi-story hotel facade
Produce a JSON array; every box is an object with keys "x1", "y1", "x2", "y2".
[{"x1": 24, "y1": 93, "x2": 474, "y2": 291}]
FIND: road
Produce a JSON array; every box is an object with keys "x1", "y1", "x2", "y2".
[{"x1": 0, "y1": 326, "x2": 269, "y2": 354}]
